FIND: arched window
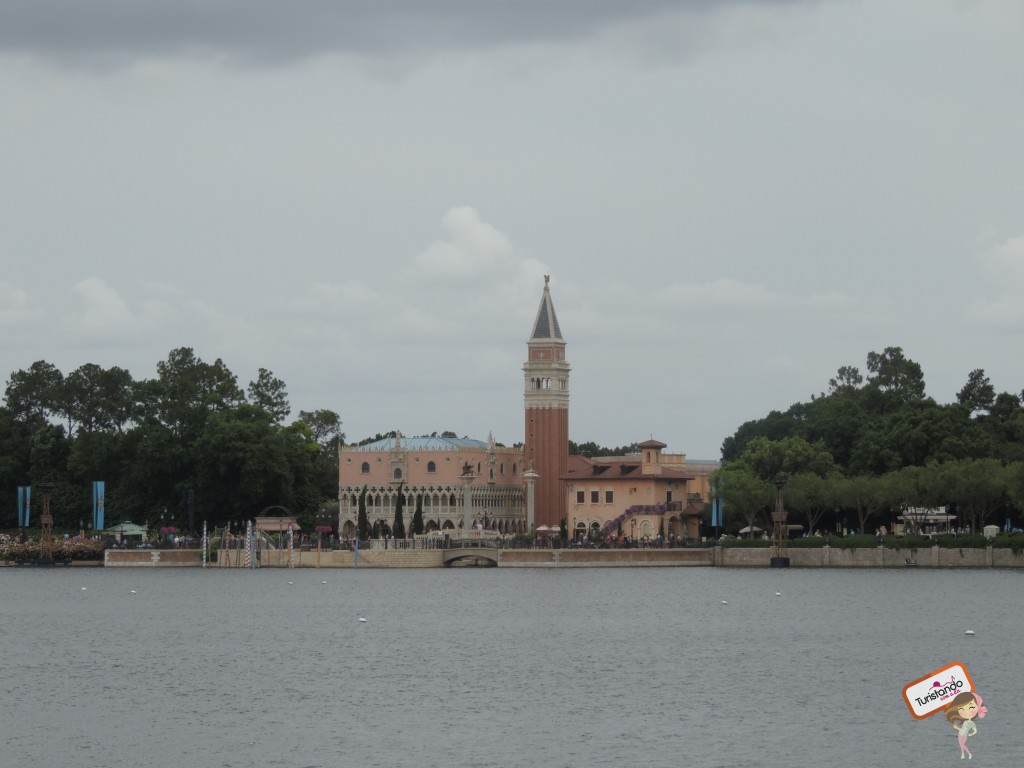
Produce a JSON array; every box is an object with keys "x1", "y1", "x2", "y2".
[
  {"x1": 393, "y1": 468, "x2": 402, "y2": 480},
  {"x1": 361, "y1": 462, "x2": 370, "y2": 474},
  {"x1": 427, "y1": 461, "x2": 436, "y2": 473}
]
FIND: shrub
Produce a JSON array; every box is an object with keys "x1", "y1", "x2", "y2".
[
  {"x1": 719, "y1": 538, "x2": 771, "y2": 548},
  {"x1": 990, "y1": 534, "x2": 1024, "y2": 555},
  {"x1": 934, "y1": 534, "x2": 987, "y2": 549},
  {"x1": 884, "y1": 534, "x2": 932, "y2": 552},
  {"x1": 0, "y1": 535, "x2": 105, "y2": 562}
]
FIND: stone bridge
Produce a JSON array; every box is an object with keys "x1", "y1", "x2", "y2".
[{"x1": 442, "y1": 539, "x2": 500, "y2": 567}]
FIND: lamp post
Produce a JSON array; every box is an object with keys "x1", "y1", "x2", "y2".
[
  {"x1": 39, "y1": 481, "x2": 55, "y2": 561},
  {"x1": 523, "y1": 469, "x2": 539, "y2": 536},
  {"x1": 631, "y1": 518, "x2": 636, "y2": 547},
  {"x1": 460, "y1": 462, "x2": 476, "y2": 538},
  {"x1": 770, "y1": 475, "x2": 790, "y2": 568}
]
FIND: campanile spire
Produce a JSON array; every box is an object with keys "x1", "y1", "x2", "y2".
[{"x1": 523, "y1": 277, "x2": 570, "y2": 529}]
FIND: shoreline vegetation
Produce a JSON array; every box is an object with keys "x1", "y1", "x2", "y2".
[{"x1": 3, "y1": 347, "x2": 1024, "y2": 544}]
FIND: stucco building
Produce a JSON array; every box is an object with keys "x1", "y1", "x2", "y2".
[
  {"x1": 337, "y1": 278, "x2": 718, "y2": 540},
  {"x1": 564, "y1": 440, "x2": 713, "y2": 543},
  {"x1": 338, "y1": 433, "x2": 526, "y2": 537}
]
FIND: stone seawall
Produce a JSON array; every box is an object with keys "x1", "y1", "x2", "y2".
[
  {"x1": 499, "y1": 549, "x2": 713, "y2": 567},
  {"x1": 217, "y1": 548, "x2": 445, "y2": 568},
  {"x1": 100, "y1": 545, "x2": 1024, "y2": 568},
  {"x1": 105, "y1": 549, "x2": 204, "y2": 567},
  {"x1": 715, "y1": 545, "x2": 1024, "y2": 568}
]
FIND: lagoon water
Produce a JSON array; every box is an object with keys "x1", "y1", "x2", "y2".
[{"x1": 1, "y1": 566, "x2": 1020, "y2": 767}]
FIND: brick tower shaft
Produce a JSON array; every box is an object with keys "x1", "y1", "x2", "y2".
[{"x1": 523, "y1": 276, "x2": 570, "y2": 530}]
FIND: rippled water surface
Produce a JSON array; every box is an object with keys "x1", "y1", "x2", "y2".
[{"x1": 2, "y1": 566, "x2": 1020, "y2": 767}]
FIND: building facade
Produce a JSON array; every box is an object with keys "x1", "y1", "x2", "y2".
[
  {"x1": 564, "y1": 440, "x2": 706, "y2": 543},
  {"x1": 338, "y1": 434, "x2": 527, "y2": 537},
  {"x1": 523, "y1": 275, "x2": 570, "y2": 528},
  {"x1": 336, "y1": 278, "x2": 718, "y2": 540}
]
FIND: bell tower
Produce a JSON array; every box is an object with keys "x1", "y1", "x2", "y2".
[{"x1": 523, "y1": 276, "x2": 570, "y2": 530}]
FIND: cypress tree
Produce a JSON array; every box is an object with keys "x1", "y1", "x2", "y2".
[
  {"x1": 411, "y1": 494, "x2": 424, "y2": 535},
  {"x1": 357, "y1": 485, "x2": 369, "y2": 540},
  {"x1": 393, "y1": 482, "x2": 406, "y2": 539}
]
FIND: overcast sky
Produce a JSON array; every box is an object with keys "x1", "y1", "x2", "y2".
[{"x1": 2, "y1": 0, "x2": 1023, "y2": 459}]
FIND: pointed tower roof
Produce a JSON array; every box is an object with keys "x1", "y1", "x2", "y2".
[{"x1": 530, "y1": 275, "x2": 563, "y2": 342}]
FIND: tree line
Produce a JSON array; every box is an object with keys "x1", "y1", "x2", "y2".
[
  {"x1": 715, "y1": 347, "x2": 1024, "y2": 536},
  {"x1": 1, "y1": 348, "x2": 343, "y2": 533}
]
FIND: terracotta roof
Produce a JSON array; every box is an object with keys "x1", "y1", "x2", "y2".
[
  {"x1": 563, "y1": 460, "x2": 692, "y2": 482},
  {"x1": 637, "y1": 439, "x2": 668, "y2": 449}
]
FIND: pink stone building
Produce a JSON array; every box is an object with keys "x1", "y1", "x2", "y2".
[{"x1": 336, "y1": 278, "x2": 718, "y2": 540}]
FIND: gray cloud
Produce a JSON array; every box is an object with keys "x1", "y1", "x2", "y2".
[{"x1": 0, "y1": 0, "x2": 799, "y2": 63}]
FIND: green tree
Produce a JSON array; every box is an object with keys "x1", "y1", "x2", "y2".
[
  {"x1": 957, "y1": 369, "x2": 996, "y2": 417},
  {"x1": 714, "y1": 467, "x2": 773, "y2": 538},
  {"x1": 61, "y1": 363, "x2": 135, "y2": 436},
  {"x1": 146, "y1": 347, "x2": 243, "y2": 438},
  {"x1": 4, "y1": 360, "x2": 64, "y2": 426},
  {"x1": 297, "y1": 409, "x2": 344, "y2": 449},
  {"x1": 1007, "y1": 463, "x2": 1024, "y2": 520},
  {"x1": 834, "y1": 474, "x2": 888, "y2": 535},
  {"x1": 784, "y1": 473, "x2": 834, "y2": 536},
  {"x1": 736, "y1": 435, "x2": 836, "y2": 480},
  {"x1": 828, "y1": 365, "x2": 864, "y2": 396},
  {"x1": 392, "y1": 482, "x2": 407, "y2": 539},
  {"x1": 411, "y1": 494, "x2": 424, "y2": 535},
  {"x1": 865, "y1": 346, "x2": 926, "y2": 402},
  {"x1": 886, "y1": 465, "x2": 947, "y2": 533},
  {"x1": 945, "y1": 459, "x2": 1007, "y2": 533},
  {"x1": 357, "y1": 485, "x2": 369, "y2": 539},
  {"x1": 247, "y1": 368, "x2": 290, "y2": 423}
]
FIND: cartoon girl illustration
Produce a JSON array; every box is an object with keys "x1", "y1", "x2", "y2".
[{"x1": 945, "y1": 691, "x2": 987, "y2": 759}]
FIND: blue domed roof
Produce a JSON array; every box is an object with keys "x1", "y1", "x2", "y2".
[{"x1": 360, "y1": 435, "x2": 489, "y2": 451}]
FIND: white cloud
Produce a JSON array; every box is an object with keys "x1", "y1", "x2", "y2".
[
  {"x1": 71, "y1": 278, "x2": 135, "y2": 336},
  {"x1": 0, "y1": 282, "x2": 38, "y2": 327},
  {"x1": 414, "y1": 207, "x2": 516, "y2": 283},
  {"x1": 307, "y1": 280, "x2": 380, "y2": 313},
  {"x1": 967, "y1": 235, "x2": 1024, "y2": 329}
]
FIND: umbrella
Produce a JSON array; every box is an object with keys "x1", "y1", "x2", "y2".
[
  {"x1": 738, "y1": 526, "x2": 763, "y2": 534},
  {"x1": 105, "y1": 522, "x2": 147, "y2": 536}
]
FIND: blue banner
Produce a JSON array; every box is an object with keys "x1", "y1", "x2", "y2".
[
  {"x1": 710, "y1": 478, "x2": 723, "y2": 527},
  {"x1": 18, "y1": 486, "x2": 30, "y2": 527},
  {"x1": 92, "y1": 481, "x2": 105, "y2": 531}
]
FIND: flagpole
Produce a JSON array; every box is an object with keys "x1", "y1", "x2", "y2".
[{"x1": 244, "y1": 521, "x2": 252, "y2": 569}]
